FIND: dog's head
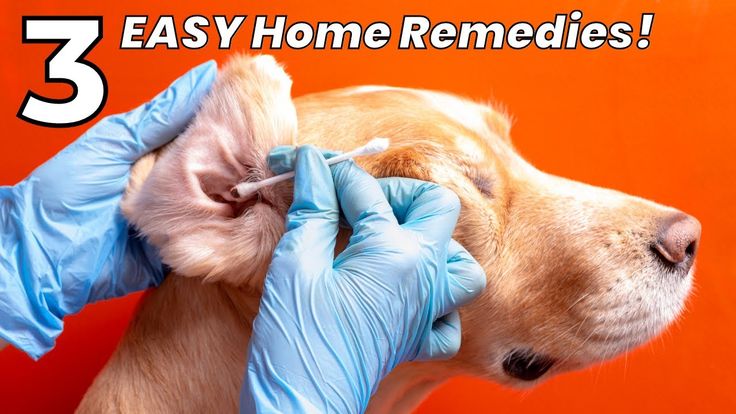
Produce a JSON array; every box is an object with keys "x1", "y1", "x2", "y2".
[
  {"x1": 304, "y1": 87, "x2": 701, "y2": 386},
  {"x1": 123, "y1": 55, "x2": 700, "y2": 387}
]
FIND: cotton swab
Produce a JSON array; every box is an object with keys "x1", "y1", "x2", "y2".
[{"x1": 229, "y1": 137, "x2": 390, "y2": 200}]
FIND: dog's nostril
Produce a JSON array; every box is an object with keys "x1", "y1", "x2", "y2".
[
  {"x1": 654, "y1": 212, "x2": 702, "y2": 267},
  {"x1": 685, "y1": 240, "x2": 697, "y2": 257}
]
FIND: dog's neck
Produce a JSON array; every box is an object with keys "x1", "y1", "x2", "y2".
[{"x1": 366, "y1": 362, "x2": 460, "y2": 413}]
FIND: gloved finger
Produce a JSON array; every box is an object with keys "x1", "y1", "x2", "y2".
[
  {"x1": 79, "y1": 60, "x2": 218, "y2": 163},
  {"x1": 435, "y1": 239, "x2": 487, "y2": 317},
  {"x1": 272, "y1": 146, "x2": 339, "y2": 269},
  {"x1": 377, "y1": 178, "x2": 461, "y2": 245},
  {"x1": 415, "y1": 310, "x2": 462, "y2": 361},
  {"x1": 376, "y1": 177, "x2": 440, "y2": 222},
  {"x1": 331, "y1": 160, "x2": 399, "y2": 239},
  {"x1": 267, "y1": 145, "x2": 341, "y2": 175}
]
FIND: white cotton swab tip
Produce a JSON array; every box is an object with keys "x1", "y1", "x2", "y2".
[
  {"x1": 361, "y1": 137, "x2": 390, "y2": 153},
  {"x1": 229, "y1": 137, "x2": 390, "y2": 200}
]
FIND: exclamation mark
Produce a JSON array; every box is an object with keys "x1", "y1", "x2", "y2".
[{"x1": 637, "y1": 13, "x2": 654, "y2": 49}]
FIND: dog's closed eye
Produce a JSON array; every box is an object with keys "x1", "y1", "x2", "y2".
[{"x1": 464, "y1": 166, "x2": 494, "y2": 198}]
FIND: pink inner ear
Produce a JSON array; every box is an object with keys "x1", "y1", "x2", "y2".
[{"x1": 197, "y1": 169, "x2": 236, "y2": 204}]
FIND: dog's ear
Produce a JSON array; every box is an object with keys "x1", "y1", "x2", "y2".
[
  {"x1": 362, "y1": 138, "x2": 501, "y2": 201},
  {"x1": 122, "y1": 54, "x2": 296, "y2": 288}
]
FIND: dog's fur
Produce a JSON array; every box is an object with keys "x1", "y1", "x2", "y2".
[{"x1": 77, "y1": 55, "x2": 697, "y2": 413}]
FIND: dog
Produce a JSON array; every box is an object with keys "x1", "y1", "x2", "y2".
[{"x1": 76, "y1": 54, "x2": 701, "y2": 413}]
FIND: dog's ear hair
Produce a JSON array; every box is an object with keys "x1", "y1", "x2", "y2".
[{"x1": 482, "y1": 106, "x2": 513, "y2": 146}]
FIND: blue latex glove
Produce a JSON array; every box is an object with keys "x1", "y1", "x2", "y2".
[
  {"x1": 0, "y1": 61, "x2": 217, "y2": 359},
  {"x1": 242, "y1": 146, "x2": 487, "y2": 413}
]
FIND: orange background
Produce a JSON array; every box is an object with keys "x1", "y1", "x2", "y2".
[{"x1": 1, "y1": 1, "x2": 735, "y2": 412}]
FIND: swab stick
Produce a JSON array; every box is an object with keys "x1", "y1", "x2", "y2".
[{"x1": 229, "y1": 137, "x2": 390, "y2": 200}]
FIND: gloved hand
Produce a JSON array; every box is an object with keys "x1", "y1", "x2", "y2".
[
  {"x1": 0, "y1": 61, "x2": 217, "y2": 359},
  {"x1": 242, "y1": 146, "x2": 487, "y2": 413}
]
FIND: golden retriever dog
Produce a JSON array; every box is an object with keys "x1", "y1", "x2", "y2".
[{"x1": 77, "y1": 54, "x2": 701, "y2": 413}]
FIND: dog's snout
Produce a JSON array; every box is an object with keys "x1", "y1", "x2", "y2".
[{"x1": 653, "y1": 212, "x2": 701, "y2": 268}]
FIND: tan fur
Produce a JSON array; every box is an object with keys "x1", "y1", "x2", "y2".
[{"x1": 78, "y1": 55, "x2": 695, "y2": 413}]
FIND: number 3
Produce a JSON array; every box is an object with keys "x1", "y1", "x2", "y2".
[{"x1": 18, "y1": 16, "x2": 108, "y2": 127}]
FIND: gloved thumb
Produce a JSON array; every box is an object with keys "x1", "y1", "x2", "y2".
[
  {"x1": 270, "y1": 146, "x2": 340, "y2": 273},
  {"x1": 80, "y1": 60, "x2": 218, "y2": 163}
]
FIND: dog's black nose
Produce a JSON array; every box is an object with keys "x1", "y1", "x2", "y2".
[{"x1": 653, "y1": 212, "x2": 701, "y2": 271}]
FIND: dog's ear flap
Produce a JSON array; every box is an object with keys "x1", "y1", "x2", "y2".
[
  {"x1": 122, "y1": 54, "x2": 297, "y2": 288},
  {"x1": 363, "y1": 146, "x2": 434, "y2": 182},
  {"x1": 361, "y1": 142, "x2": 498, "y2": 201}
]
